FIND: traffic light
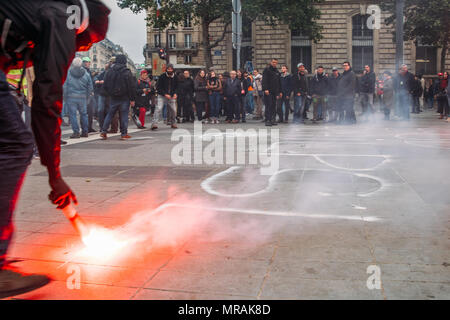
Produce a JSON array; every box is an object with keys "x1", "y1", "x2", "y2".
[{"x1": 158, "y1": 48, "x2": 166, "y2": 60}]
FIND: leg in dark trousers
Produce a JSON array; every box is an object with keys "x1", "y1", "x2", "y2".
[
  {"x1": 0, "y1": 71, "x2": 34, "y2": 269},
  {"x1": 264, "y1": 94, "x2": 276, "y2": 125}
]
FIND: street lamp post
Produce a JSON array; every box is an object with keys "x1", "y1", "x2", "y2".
[
  {"x1": 395, "y1": 0, "x2": 404, "y2": 72},
  {"x1": 232, "y1": 0, "x2": 242, "y2": 70}
]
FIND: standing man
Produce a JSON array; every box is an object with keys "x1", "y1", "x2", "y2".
[
  {"x1": 178, "y1": 70, "x2": 195, "y2": 123},
  {"x1": 223, "y1": 70, "x2": 241, "y2": 123},
  {"x1": 252, "y1": 69, "x2": 264, "y2": 120},
  {"x1": 327, "y1": 67, "x2": 340, "y2": 123},
  {"x1": 359, "y1": 65, "x2": 376, "y2": 121},
  {"x1": 382, "y1": 71, "x2": 395, "y2": 120},
  {"x1": 101, "y1": 54, "x2": 136, "y2": 140},
  {"x1": 309, "y1": 66, "x2": 328, "y2": 123},
  {"x1": 262, "y1": 58, "x2": 282, "y2": 126},
  {"x1": 394, "y1": 64, "x2": 414, "y2": 120},
  {"x1": 337, "y1": 61, "x2": 357, "y2": 124},
  {"x1": 278, "y1": 65, "x2": 293, "y2": 123},
  {"x1": 81, "y1": 57, "x2": 97, "y2": 133},
  {"x1": 292, "y1": 63, "x2": 309, "y2": 124},
  {"x1": 155, "y1": 64, "x2": 178, "y2": 129},
  {"x1": 63, "y1": 57, "x2": 93, "y2": 139},
  {"x1": 0, "y1": 0, "x2": 109, "y2": 298}
]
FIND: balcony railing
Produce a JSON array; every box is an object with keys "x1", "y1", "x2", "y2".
[{"x1": 144, "y1": 42, "x2": 199, "y2": 53}]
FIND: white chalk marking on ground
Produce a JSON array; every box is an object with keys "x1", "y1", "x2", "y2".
[
  {"x1": 201, "y1": 167, "x2": 386, "y2": 198},
  {"x1": 352, "y1": 204, "x2": 367, "y2": 210},
  {"x1": 157, "y1": 202, "x2": 381, "y2": 222},
  {"x1": 270, "y1": 152, "x2": 391, "y2": 172}
]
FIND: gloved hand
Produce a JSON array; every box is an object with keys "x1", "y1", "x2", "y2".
[{"x1": 48, "y1": 177, "x2": 78, "y2": 209}]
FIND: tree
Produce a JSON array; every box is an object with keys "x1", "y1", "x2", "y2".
[
  {"x1": 381, "y1": 0, "x2": 450, "y2": 72},
  {"x1": 117, "y1": 0, "x2": 323, "y2": 69}
]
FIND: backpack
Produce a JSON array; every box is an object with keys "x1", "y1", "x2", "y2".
[{"x1": 104, "y1": 65, "x2": 129, "y2": 98}]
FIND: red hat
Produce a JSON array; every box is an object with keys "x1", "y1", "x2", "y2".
[
  {"x1": 140, "y1": 69, "x2": 148, "y2": 75},
  {"x1": 438, "y1": 72, "x2": 444, "y2": 76}
]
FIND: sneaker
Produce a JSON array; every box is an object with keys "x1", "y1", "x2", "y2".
[
  {"x1": 265, "y1": 121, "x2": 272, "y2": 127},
  {"x1": 70, "y1": 133, "x2": 80, "y2": 139},
  {"x1": 100, "y1": 132, "x2": 107, "y2": 140},
  {"x1": 88, "y1": 128, "x2": 97, "y2": 133},
  {"x1": 60, "y1": 140, "x2": 68, "y2": 145},
  {"x1": 171, "y1": 124, "x2": 178, "y2": 129},
  {"x1": 0, "y1": 267, "x2": 51, "y2": 299},
  {"x1": 151, "y1": 124, "x2": 158, "y2": 131},
  {"x1": 120, "y1": 134, "x2": 132, "y2": 140},
  {"x1": 80, "y1": 132, "x2": 89, "y2": 138}
]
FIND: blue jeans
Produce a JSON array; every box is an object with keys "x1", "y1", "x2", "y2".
[
  {"x1": 0, "y1": 70, "x2": 34, "y2": 268},
  {"x1": 246, "y1": 92, "x2": 254, "y2": 114},
  {"x1": 209, "y1": 92, "x2": 221, "y2": 119},
  {"x1": 97, "y1": 95, "x2": 108, "y2": 129},
  {"x1": 397, "y1": 91, "x2": 411, "y2": 120},
  {"x1": 67, "y1": 97, "x2": 88, "y2": 134},
  {"x1": 293, "y1": 95, "x2": 305, "y2": 123},
  {"x1": 102, "y1": 98, "x2": 130, "y2": 136}
]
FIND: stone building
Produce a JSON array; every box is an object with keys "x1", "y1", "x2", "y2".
[
  {"x1": 78, "y1": 38, "x2": 136, "y2": 74},
  {"x1": 145, "y1": 0, "x2": 450, "y2": 76}
]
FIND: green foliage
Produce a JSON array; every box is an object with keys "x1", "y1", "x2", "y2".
[
  {"x1": 380, "y1": 0, "x2": 450, "y2": 47},
  {"x1": 117, "y1": 0, "x2": 324, "y2": 41}
]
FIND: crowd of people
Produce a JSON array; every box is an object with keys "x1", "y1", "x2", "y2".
[{"x1": 61, "y1": 57, "x2": 450, "y2": 141}]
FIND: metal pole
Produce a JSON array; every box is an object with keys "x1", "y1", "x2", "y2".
[
  {"x1": 232, "y1": 0, "x2": 242, "y2": 70},
  {"x1": 395, "y1": 0, "x2": 404, "y2": 72}
]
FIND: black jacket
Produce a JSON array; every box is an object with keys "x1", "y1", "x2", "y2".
[
  {"x1": 310, "y1": 72, "x2": 328, "y2": 96},
  {"x1": 157, "y1": 72, "x2": 178, "y2": 97},
  {"x1": 0, "y1": 0, "x2": 109, "y2": 180},
  {"x1": 395, "y1": 71, "x2": 415, "y2": 93},
  {"x1": 292, "y1": 71, "x2": 309, "y2": 96},
  {"x1": 280, "y1": 73, "x2": 293, "y2": 96},
  {"x1": 328, "y1": 73, "x2": 340, "y2": 96},
  {"x1": 410, "y1": 79, "x2": 423, "y2": 97},
  {"x1": 338, "y1": 68, "x2": 357, "y2": 97},
  {"x1": 224, "y1": 78, "x2": 241, "y2": 97},
  {"x1": 262, "y1": 65, "x2": 281, "y2": 95},
  {"x1": 135, "y1": 79, "x2": 152, "y2": 108},
  {"x1": 360, "y1": 71, "x2": 376, "y2": 94},
  {"x1": 177, "y1": 77, "x2": 195, "y2": 98},
  {"x1": 104, "y1": 63, "x2": 137, "y2": 101}
]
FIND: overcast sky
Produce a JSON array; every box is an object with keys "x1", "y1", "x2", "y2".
[{"x1": 103, "y1": 0, "x2": 147, "y2": 65}]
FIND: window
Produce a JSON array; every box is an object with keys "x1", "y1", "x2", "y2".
[
  {"x1": 184, "y1": 15, "x2": 192, "y2": 28},
  {"x1": 416, "y1": 41, "x2": 437, "y2": 75},
  {"x1": 154, "y1": 34, "x2": 161, "y2": 47},
  {"x1": 184, "y1": 34, "x2": 192, "y2": 48},
  {"x1": 352, "y1": 14, "x2": 373, "y2": 74},
  {"x1": 291, "y1": 29, "x2": 312, "y2": 73},
  {"x1": 184, "y1": 55, "x2": 192, "y2": 64},
  {"x1": 169, "y1": 34, "x2": 176, "y2": 49}
]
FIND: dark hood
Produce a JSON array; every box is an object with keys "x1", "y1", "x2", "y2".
[
  {"x1": 70, "y1": 66, "x2": 86, "y2": 78},
  {"x1": 115, "y1": 54, "x2": 127, "y2": 65}
]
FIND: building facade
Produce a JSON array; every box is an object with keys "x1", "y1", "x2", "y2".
[
  {"x1": 145, "y1": 0, "x2": 450, "y2": 76},
  {"x1": 77, "y1": 38, "x2": 136, "y2": 75}
]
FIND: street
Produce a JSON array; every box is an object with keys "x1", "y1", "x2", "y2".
[{"x1": 6, "y1": 110, "x2": 450, "y2": 300}]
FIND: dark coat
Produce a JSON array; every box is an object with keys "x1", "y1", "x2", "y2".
[
  {"x1": 178, "y1": 77, "x2": 195, "y2": 98},
  {"x1": 328, "y1": 73, "x2": 340, "y2": 96},
  {"x1": 262, "y1": 65, "x2": 281, "y2": 95},
  {"x1": 360, "y1": 71, "x2": 376, "y2": 94},
  {"x1": 292, "y1": 71, "x2": 309, "y2": 96},
  {"x1": 224, "y1": 78, "x2": 241, "y2": 97},
  {"x1": 310, "y1": 72, "x2": 328, "y2": 96},
  {"x1": 394, "y1": 71, "x2": 415, "y2": 93},
  {"x1": 194, "y1": 77, "x2": 208, "y2": 102},
  {"x1": 135, "y1": 79, "x2": 152, "y2": 109},
  {"x1": 338, "y1": 68, "x2": 357, "y2": 97},
  {"x1": 280, "y1": 73, "x2": 293, "y2": 97},
  {"x1": 157, "y1": 72, "x2": 178, "y2": 97},
  {"x1": 0, "y1": 0, "x2": 109, "y2": 180}
]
